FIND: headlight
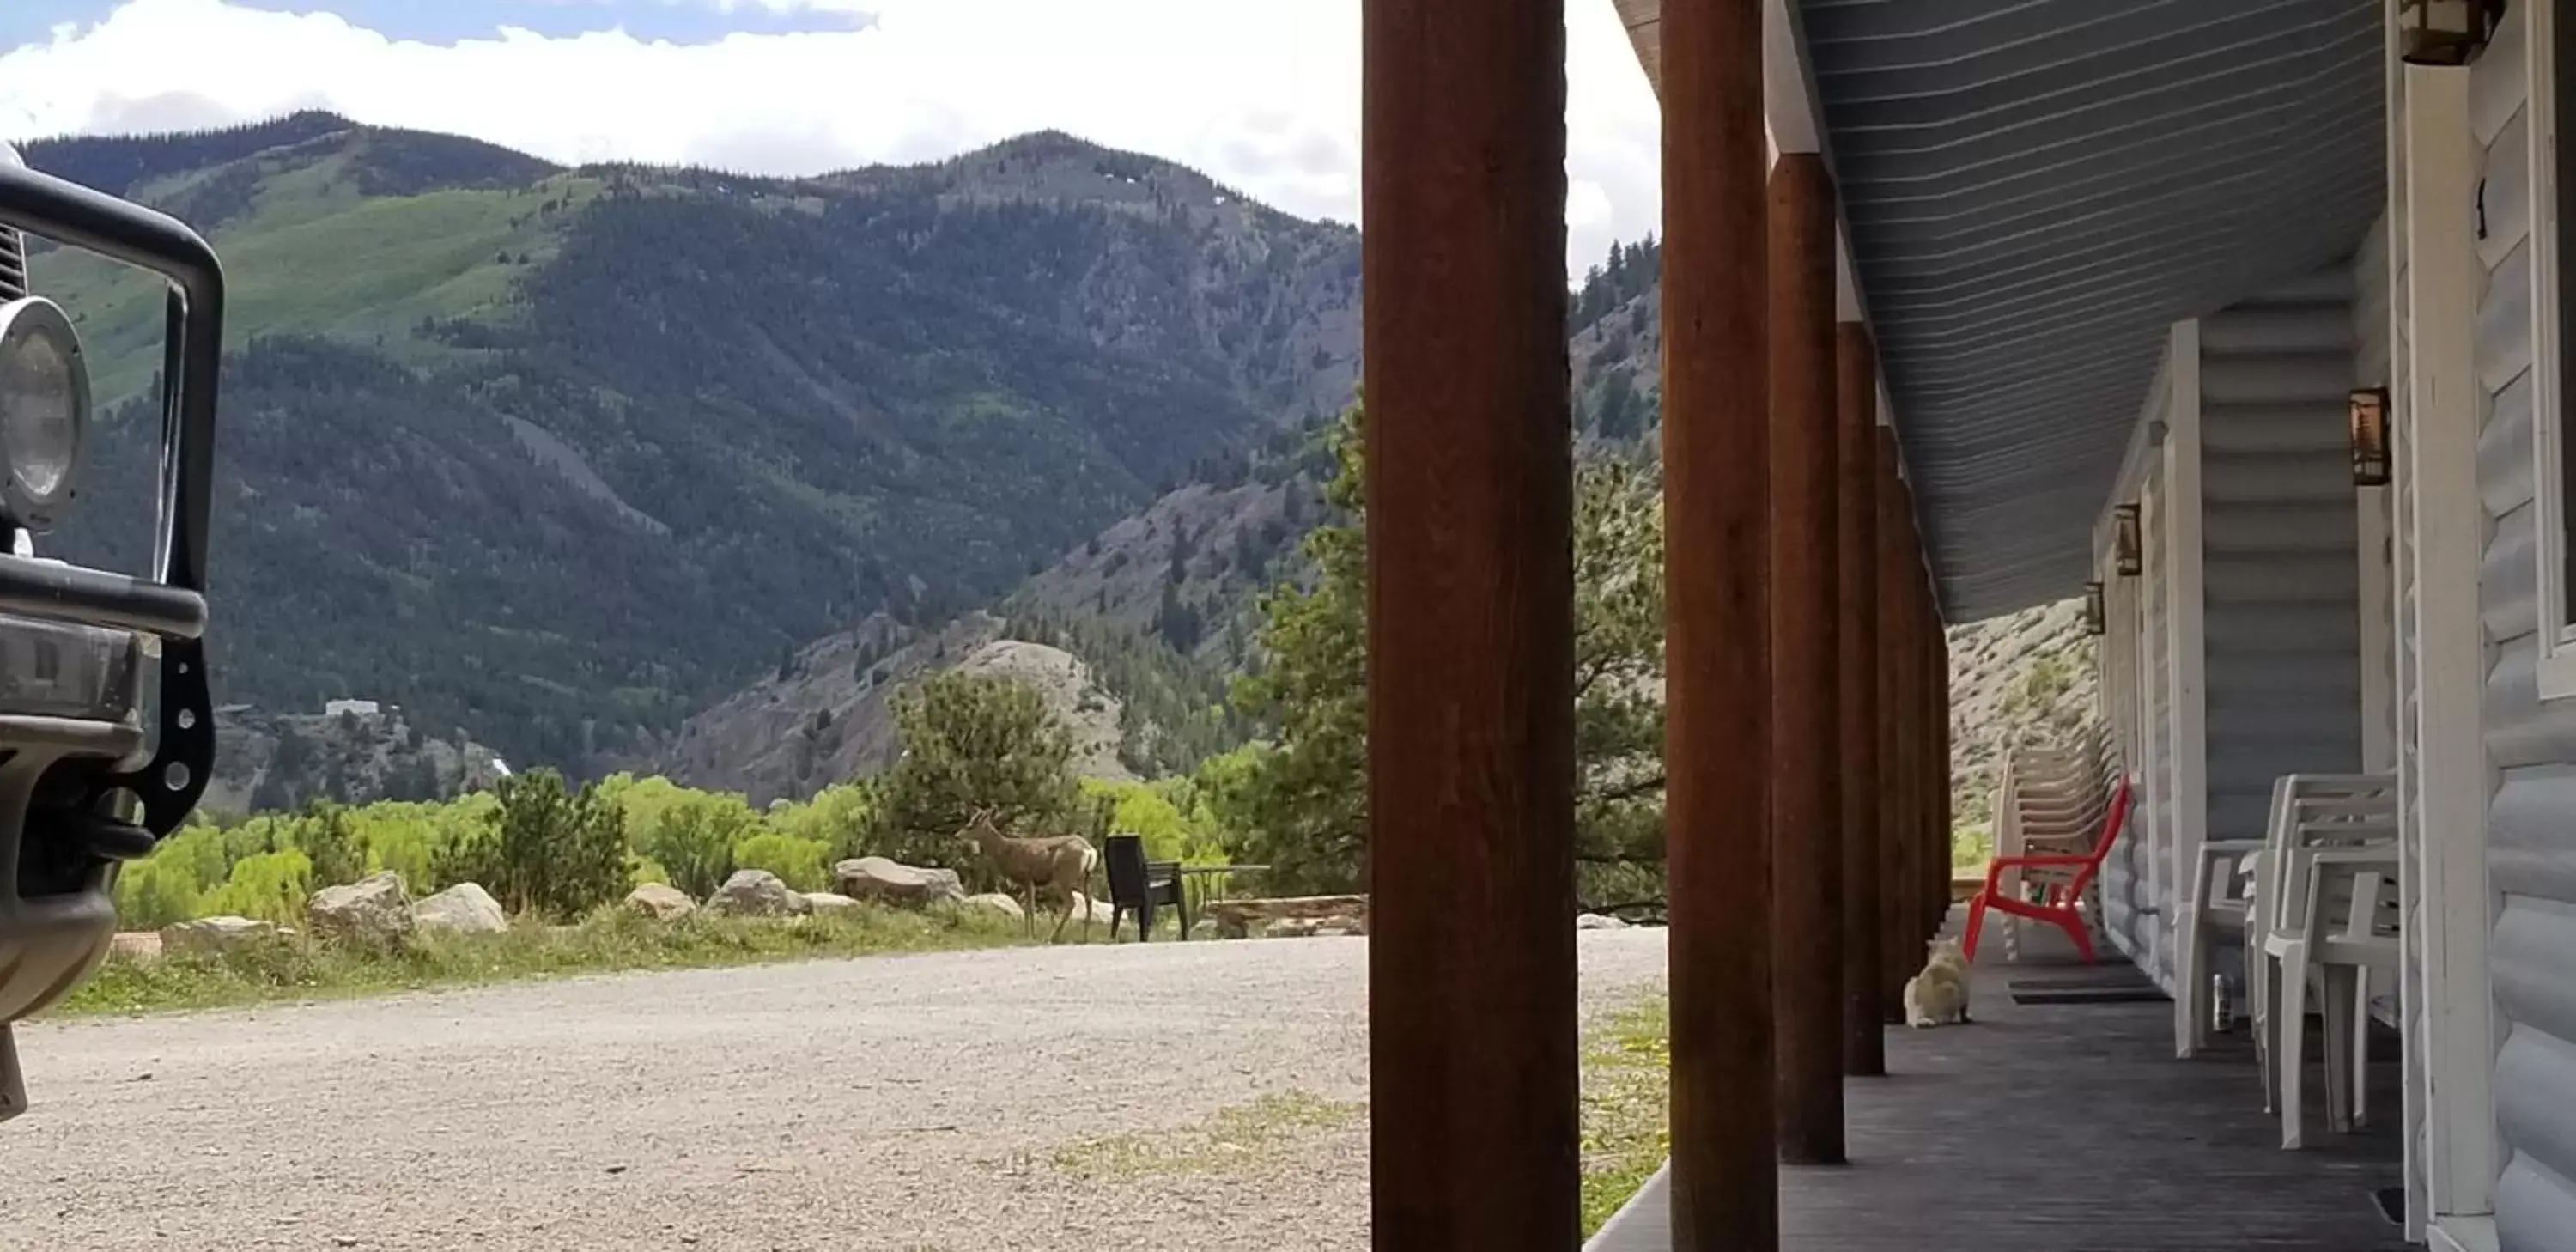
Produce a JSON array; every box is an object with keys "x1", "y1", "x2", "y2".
[{"x1": 0, "y1": 295, "x2": 89, "y2": 532}]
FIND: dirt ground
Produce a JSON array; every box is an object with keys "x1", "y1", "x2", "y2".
[{"x1": 3, "y1": 931, "x2": 1667, "y2": 1251}]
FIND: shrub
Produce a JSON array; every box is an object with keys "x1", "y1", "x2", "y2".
[
  {"x1": 439, "y1": 769, "x2": 629, "y2": 920},
  {"x1": 765, "y1": 782, "x2": 874, "y2": 860},
  {"x1": 197, "y1": 848, "x2": 315, "y2": 925},
  {"x1": 294, "y1": 801, "x2": 365, "y2": 889},
  {"x1": 644, "y1": 798, "x2": 751, "y2": 899},
  {"x1": 731, "y1": 833, "x2": 830, "y2": 893},
  {"x1": 113, "y1": 854, "x2": 204, "y2": 930}
]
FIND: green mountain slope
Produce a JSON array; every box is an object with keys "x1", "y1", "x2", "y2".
[
  {"x1": 657, "y1": 240, "x2": 1669, "y2": 801},
  {"x1": 23, "y1": 114, "x2": 1361, "y2": 771}
]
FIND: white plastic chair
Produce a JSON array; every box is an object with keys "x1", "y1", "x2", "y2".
[
  {"x1": 2176, "y1": 834, "x2": 2263, "y2": 1057},
  {"x1": 2242, "y1": 775, "x2": 2397, "y2": 1116},
  {"x1": 2263, "y1": 848, "x2": 2401, "y2": 1149}
]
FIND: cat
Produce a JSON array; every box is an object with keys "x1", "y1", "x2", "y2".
[{"x1": 1903, "y1": 936, "x2": 1973, "y2": 1028}]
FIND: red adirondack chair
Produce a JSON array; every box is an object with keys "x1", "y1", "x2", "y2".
[{"x1": 1962, "y1": 775, "x2": 2134, "y2": 963}]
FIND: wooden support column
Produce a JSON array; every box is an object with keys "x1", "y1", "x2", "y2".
[
  {"x1": 1874, "y1": 431, "x2": 1911, "y2": 1021},
  {"x1": 1362, "y1": 0, "x2": 1577, "y2": 1245},
  {"x1": 1834, "y1": 325, "x2": 1884, "y2": 1078},
  {"x1": 1662, "y1": 0, "x2": 1776, "y2": 1241},
  {"x1": 1890, "y1": 528, "x2": 1923, "y2": 961},
  {"x1": 1935, "y1": 621, "x2": 1953, "y2": 928},
  {"x1": 1768, "y1": 153, "x2": 1843, "y2": 1165},
  {"x1": 1939, "y1": 607, "x2": 1953, "y2": 928}
]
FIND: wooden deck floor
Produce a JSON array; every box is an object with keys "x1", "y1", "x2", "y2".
[{"x1": 1589, "y1": 927, "x2": 2409, "y2": 1250}]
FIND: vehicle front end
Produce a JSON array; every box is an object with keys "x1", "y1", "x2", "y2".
[{"x1": 0, "y1": 141, "x2": 223, "y2": 1121}]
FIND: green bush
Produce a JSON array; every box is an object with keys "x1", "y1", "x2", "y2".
[
  {"x1": 112, "y1": 855, "x2": 204, "y2": 930},
  {"x1": 732, "y1": 832, "x2": 830, "y2": 893},
  {"x1": 644, "y1": 797, "x2": 752, "y2": 899},
  {"x1": 766, "y1": 782, "x2": 874, "y2": 860},
  {"x1": 437, "y1": 769, "x2": 629, "y2": 920},
  {"x1": 293, "y1": 801, "x2": 365, "y2": 889},
  {"x1": 197, "y1": 848, "x2": 315, "y2": 925}
]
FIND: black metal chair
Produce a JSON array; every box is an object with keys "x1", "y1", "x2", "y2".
[{"x1": 1103, "y1": 834, "x2": 1188, "y2": 940}]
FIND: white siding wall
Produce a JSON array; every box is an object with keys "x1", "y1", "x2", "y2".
[
  {"x1": 2469, "y1": 7, "x2": 2576, "y2": 1244},
  {"x1": 2199, "y1": 273, "x2": 2368, "y2": 848}
]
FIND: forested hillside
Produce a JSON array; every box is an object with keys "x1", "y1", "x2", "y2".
[
  {"x1": 22, "y1": 114, "x2": 1362, "y2": 769},
  {"x1": 660, "y1": 235, "x2": 1671, "y2": 797}
]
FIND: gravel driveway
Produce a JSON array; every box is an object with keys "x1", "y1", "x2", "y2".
[{"x1": 2, "y1": 931, "x2": 1667, "y2": 1251}]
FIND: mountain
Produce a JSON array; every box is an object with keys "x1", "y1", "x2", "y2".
[
  {"x1": 18, "y1": 113, "x2": 1362, "y2": 772},
  {"x1": 204, "y1": 704, "x2": 513, "y2": 817},
  {"x1": 656, "y1": 240, "x2": 1670, "y2": 799}
]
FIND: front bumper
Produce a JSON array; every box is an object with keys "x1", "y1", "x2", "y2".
[{"x1": 0, "y1": 155, "x2": 226, "y2": 1122}]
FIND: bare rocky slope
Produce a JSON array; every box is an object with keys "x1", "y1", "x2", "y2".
[
  {"x1": 1946, "y1": 597, "x2": 2099, "y2": 831},
  {"x1": 658, "y1": 611, "x2": 1134, "y2": 805}
]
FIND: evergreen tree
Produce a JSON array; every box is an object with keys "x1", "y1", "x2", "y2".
[{"x1": 862, "y1": 672, "x2": 1080, "y2": 872}]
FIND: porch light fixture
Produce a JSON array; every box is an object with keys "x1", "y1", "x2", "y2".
[
  {"x1": 2349, "y1": 386, "x2": 2392, "y2": 488},
  {"x1": 2114, "y1": 504, "x2": 2142, "y2": 577},
  {"x1": 2398, "y1": 0, "x2": 2506, "y2": 66},
  {"x1": 2083, "y1": 581, "x2": 2105, "y2": 636}
]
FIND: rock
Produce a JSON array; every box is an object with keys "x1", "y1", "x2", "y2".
[
  {"x1": 411, "y1": 883, "x2": 508, "y2": 934},
  {"x1": 834, "y1": 857, "x2": 965, "y2": 906},
  {"x1": 1576, "y1": 913, "x2": 1631, "y2": 931},
  {"x1": 624, "y1": 883, "x2": 697, "y2": 921},
  {"x1": 1069, "y1": 893, "x2": 1118, "y2": 927},
  {"x1": 962, "y1": 892, "x2": 1025, "y2": 921},
  {"x1": 802, "y1": 891, "x2": 859, "y2": 913},
  {"x1": 307, "y1": 872, "x2": 415, "y2": 947},
  {"x1": 109, "y1": 930, "x2": 163, "y2": 961},
  {"x1": 158, "y1": 915, "x2": 287, "y2": 955},
  {"x1": 703, "y1": 869, "x2": 811, "y2": 918},
  {"x1": 1205, "y1": 894, "x2": 1369, "y2": 940}
]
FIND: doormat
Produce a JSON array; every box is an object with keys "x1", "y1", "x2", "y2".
[
  {"x1": 2009, "y1": 987, "x2": 2172, "y2": 1006},
  {"x1": 2372, "y1": 1187, "x2": 2405, "y2": 1225},
  {"x1": 2008, "y1": 973, "x2": 2160, "y2": 993}
]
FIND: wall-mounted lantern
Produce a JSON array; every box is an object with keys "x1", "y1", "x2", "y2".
[
  {"x1": 2398, "y1": 0, "x2": 2506, "y2": 66},
  {"x1": 2083, "y1": 581, "x2": 2106, "y2": 636},
  {"x1": 2114, "y1": 504, "x2": 2142, "y2": 576},
  {"x1": 2349, "y1": 386, "x2": 2392, "y2": 488}
]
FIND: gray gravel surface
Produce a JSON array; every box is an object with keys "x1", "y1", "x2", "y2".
[{"x1": 2, "y1": 931, "x2": 1667, "y2": 1251}]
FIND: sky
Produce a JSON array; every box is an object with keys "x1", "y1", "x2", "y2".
[{"x1": 0, "y1": 0, "x2": 1664, "y2": 278}]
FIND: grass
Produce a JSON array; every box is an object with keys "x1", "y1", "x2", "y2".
[
  {"x1": 34, "y1": 155, "x2": 607, "y2": 404},
  {"x1": 1050, "y1": 1089, "x2": 1364, "y2": 1181},
  {"x1": 49, "y1": 903, "x2": 1060, "y2": 1018},
  {"x1": 1581, "y1": 994, "x2": 1672, "y2": 1237}
]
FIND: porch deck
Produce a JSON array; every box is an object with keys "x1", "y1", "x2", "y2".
[{"x1": 1589, "y1": 928, "x2": 2409, "y2": 1250}]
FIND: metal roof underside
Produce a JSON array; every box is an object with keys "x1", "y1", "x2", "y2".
[{"x1": 1801, "y1": 0, "x2": 2385, "y2": 618}]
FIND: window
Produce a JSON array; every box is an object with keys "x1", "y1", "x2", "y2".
[{"x1": 2533, "y1": 0, "x2": 2576, "y2": 696}]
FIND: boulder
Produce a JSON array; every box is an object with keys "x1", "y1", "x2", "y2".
[
  {"x1": 834, "y1": 857, "x2": 965, "y2": 906},
  {"x1": 703, "y1": 869, "x2": 811, "y2": 918},
  {"x1": 962, "y1": 892, "x2": 1025, "y2": 921},
  {"x1": 802, "y1": 891, "x2": 860, "y2": 913},
  {"x1": 307, "y1": 872, "x2": 415, "y2": 947},
  {"x1": 158, "y1": 915, "x2": 287, "y2": 955},
  {"x1": 411, "y1": 883, "x2": 508, "y2": 934},
  {"x1": 624, "y1": 884, "x2": 696, "y2": 921},
  {"x1": 1204, "y1": 895, "x2": 1369, "y2": 940},
  {"x1": 1575, "y1": 913, "x2": 1631, "y2": 931},
  {"x1": 1069, "y1": 893, "x2": 1118, "y2": 927}
]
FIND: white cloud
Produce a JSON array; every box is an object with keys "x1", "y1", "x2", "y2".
[{"x1": 0, "y1": 0, "x2": 1662, "y2": 276}]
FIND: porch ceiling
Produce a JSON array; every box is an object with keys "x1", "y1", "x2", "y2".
[{"x1": 1616, "y1": 0, "x2": 2386, "y2": 619}]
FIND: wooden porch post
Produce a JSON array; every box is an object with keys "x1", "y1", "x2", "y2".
[
  {"x1": 1935, "y1": 620, "x2": 1953, "y2": 929},
  {"x1": 1875, "y1": 431, "x2": 1911, "y2": 1020},
  {"x1": 1925, "y1": 580, "x2": 1947, "y2": 938},
  {"x1": 1835, "y1": 325, "x2": 1884, "y2": 1077},
  {"x1": 1361, "y1": 0, "x2": 1577, "y2": 1245},
  {"x1": 1663, "y1": 0, "x2": 1777, "y2": 1241},
  {"x1": 1768, "y1": 154, "x2": 1844, "y2": 1165}
]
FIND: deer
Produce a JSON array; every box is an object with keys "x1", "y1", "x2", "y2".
[{"x1": 957, "y1": 809, "x2": 1099, "y2": 942}]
